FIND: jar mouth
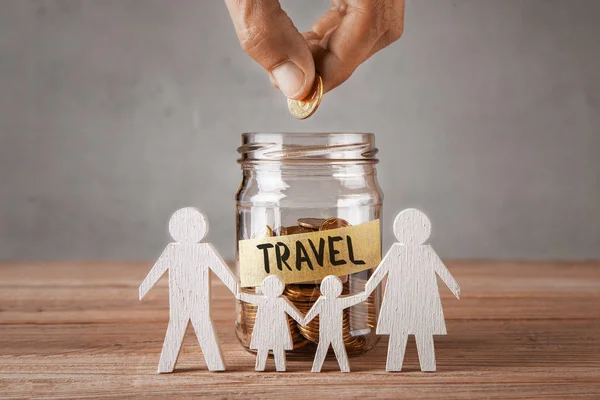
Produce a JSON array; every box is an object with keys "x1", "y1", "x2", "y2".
[{"x1": 237, "y1": 132, "x2": 378, "y2": 163}]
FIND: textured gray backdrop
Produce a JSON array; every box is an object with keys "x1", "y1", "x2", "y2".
[{"x1": 1, "y1": 0, "x2": 599, "y2": 261}]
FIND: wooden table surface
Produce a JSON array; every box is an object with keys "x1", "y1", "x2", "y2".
[{"x1": 1, "y1": 261, "x2": 599, "y2": 399}]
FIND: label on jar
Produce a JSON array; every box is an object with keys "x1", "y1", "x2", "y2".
[{"x1": 238, "y1": 219, "x2": 381, "y2": 287}]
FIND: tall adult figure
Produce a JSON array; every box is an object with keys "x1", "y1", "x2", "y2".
[
  {"x1": 139, "y1": 207, "x2": 239, "y2": 373},
  {"x1": 365, "y1": 208, "x2": 460, "y2": 372}
]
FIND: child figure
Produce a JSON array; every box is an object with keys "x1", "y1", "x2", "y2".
[
  {"x1": 304, "y1": 275, "x2": 367, "y2": 373},
  {"x1": 238, "y1": 275, "x2": 305, "y2": 372}
]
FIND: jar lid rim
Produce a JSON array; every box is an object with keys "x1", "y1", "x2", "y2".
[
  {"x1": 241, "y1": 131, "x2": 374, "y2": 135},
  {"x1": 238, "y1": 132, "x2": 378, "y2": 162}
]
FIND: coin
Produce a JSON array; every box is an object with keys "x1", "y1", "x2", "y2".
[
  {"x1": 239, "y1": 215, "x2": 377, "y2": 352},
  {"x1": 265, "y1": 225, "x2": 274, "y2": 237},
  {"x1": 274, "y1": 226, "x2": 288, "y2": 236},
  {"x1": 297, "y1": 218, "x2": 326, "y2": 230},
  {"x1": 287, "y1": 74, "x2": 323, "y2": 120},
  {"x1": 286, "y1": 225, "x2": 314, "y2": 235},
  {"x1": 319, "y1": 217, "x2": 350, "y2": 231}
]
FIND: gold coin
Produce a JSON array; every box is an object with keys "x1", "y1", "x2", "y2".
[
  {"x1": 319, "y1": 217, "x2": 350, "y2": 231},
  {"x1": 296, "y1": 218, "x2": 326, "y2": 230},
  {"x1": 286, "y1": 225, "x2": 314, "y2": 235},
  {"x1": 287, "y1": 74, "x2": 323, "y2": 120},
  {"x1": 265, "y1": 225, "x2": 274, "y2": 237},
  {"x1": 274, "y1": 226, "x2": 288, "y2": 236},
  {"x1": 239, "y1": 221, "x2": 381, "y2": 353}
]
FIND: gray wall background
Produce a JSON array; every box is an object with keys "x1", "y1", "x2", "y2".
[{"x1": 1, "y1": 0, "x2": 599, "y2": 261}]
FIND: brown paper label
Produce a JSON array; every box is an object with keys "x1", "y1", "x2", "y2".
[{"x1": 239, "y1": 219, "x2": 381, "y2": 287}]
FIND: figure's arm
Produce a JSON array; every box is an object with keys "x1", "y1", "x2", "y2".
[
  {"x1": 365, "y1": 246, "x2": 397, "y2": 295},
  {"x1": 206, "y1": 244, "x2": 239, "y2": 296},
  {"x1": 430, "y1": 248, "x2": 460, "y2": 299},
  {"x1": 139, "y1": 245, "x2": 173, "y2": 300},
  {"x1": 284, "y1": 298, "x2": 305, "y2": 325},
  {"x1": 338, "y1": 291, "x2": 368, "y2": 309},
  {"x1": 238, "y1": 291, "x2": 264, "y2": 305},
  {"x1": 303, "y1": 299, "x2": 322, "y2": 325}
]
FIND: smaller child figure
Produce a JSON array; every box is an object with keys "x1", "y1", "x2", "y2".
[
  {"x1": 304, "y1": 275, "x2": 367, "y2": 373},
  {"x1": 238, "y1": 275, "x2": 305, "y2": 372}
]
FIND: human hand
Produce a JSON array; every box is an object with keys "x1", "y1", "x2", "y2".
[{"x1": 224, "y1": 0, "x2": 405, "y2": 99}]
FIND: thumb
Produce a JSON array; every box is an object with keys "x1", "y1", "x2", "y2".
[{"x1": 225, "y1": 0, "x2": 315, "y2": 99}]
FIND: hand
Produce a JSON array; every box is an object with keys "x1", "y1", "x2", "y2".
[
  {"x1": 358, "y1": 291, "x2": 368, "y2": 302},
  {"x1": 138, "y1": 285, "x2": 147, "y2": 301},
  {"x1": 453, "y1": 284, "x2": 461, "y2": 300},
  {"x1": 364, "y1": 278, "x2": 376, "y2": 297},
  {"x1": 349, "y1": 291, "x2": 368, "y2": 305},
  {"x1": 224, "y1": 0, "x2": 405, "y2": 99}
]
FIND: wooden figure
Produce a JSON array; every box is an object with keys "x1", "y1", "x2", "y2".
[
  {"x1": 304, "y1": 275, "x2": 367, "y2": 373},
  {"x1": 238, "y1": 275, "x2": 304, "y2": 372},
  {"x1": 365, "y1": 208, "x2": 460, "y2": 372},
  {"x1": 139, "y1": 207, "x2": 239, "y2": 373}
]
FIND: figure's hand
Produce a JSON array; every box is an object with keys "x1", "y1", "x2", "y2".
[
  {"x1": 452, "y1": 283, "x2": 461, "y2": 300},
  {"x1": 138, "y1": 285, "x2": 147, "y2": 301},
  {"x1": 358, "y1": 291, "x2": 368, "y2": 302},
  {"x1": 364, "y1": 278, "x2": 377, "y2": 297},
  {"x1": 224, "y1": 0, "x2": 405, "y2": 99}
]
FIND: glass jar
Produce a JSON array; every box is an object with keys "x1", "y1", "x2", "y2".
[{"x1": 235, "y1": 132, "x2": 383, "y2": 358}]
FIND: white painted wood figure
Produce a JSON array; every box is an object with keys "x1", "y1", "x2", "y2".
[
  {"x1": 139, "y1": 207, "x2": 239, "y2": 373},
  {"x1": 304, "y1": 275, "x2": 366, "y2": 373},
  {"x1": 238, "y1": 275, "x2": 304, "y2": 372},
  {"x1": 365, "y1": 208, "x2": 461, "y2": 372}
]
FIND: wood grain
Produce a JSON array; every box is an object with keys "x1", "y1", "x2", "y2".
[{"x1": 1, "y1": 261, "x2": 599, "y2": 399}]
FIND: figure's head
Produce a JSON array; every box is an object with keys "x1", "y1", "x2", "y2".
[
  {"x1": 320, "y1": 275, "x2": 343, "y2": 297},
  {"x1": 168, "y1": 207, "x2": 208, "y2": 244},
  {"x1": 261, "y1": 275, "x2": 285, "y2": 297},
  {"x1": 393, "y1": 208, "x2": 431, "y2": 245}
]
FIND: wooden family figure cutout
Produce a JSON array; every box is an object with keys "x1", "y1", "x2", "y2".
[
  {"x1": 139, "y1": 207, "x2": 459, "y2": 374},
  {"x1": 238, "y1": 275, "x2": 305, "y2": 372},
  {"x1": 365, "y1": 208, "x2": 461, "y2": 372},
  {"x1": 139, "y1": 207, "x2": 238, "y2": 373},
  {"x1": 304, "y1": 276, "x2": 366, "y2": 373}
]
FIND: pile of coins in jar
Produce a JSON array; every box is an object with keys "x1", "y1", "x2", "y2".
[{"x1": 239, "y1": 217, "x2": 379, "y2": 354}]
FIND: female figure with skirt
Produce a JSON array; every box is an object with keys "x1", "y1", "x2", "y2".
[
  {"x1": 366, "y1": 209, "x2": 460, "y2": 372},
  {"x1": 239, "y1": 275, "x2": 304, "y2": 372}
]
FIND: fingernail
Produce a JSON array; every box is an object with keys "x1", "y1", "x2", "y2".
[
  {"x1": 269, "y1": 74, "x2": 279, "y2": 89},
  {"x1": 271, "y1": 61, "x2": 306, "y2": 99}
]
